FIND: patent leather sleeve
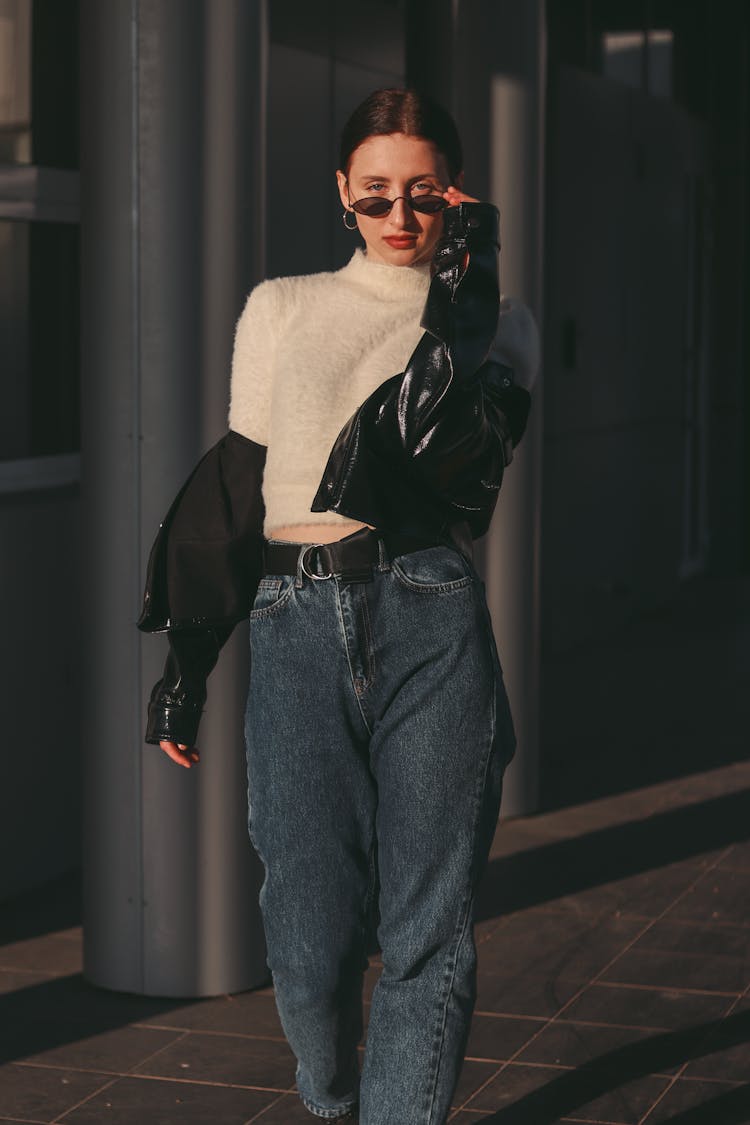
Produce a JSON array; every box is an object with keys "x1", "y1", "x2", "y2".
[
  {"x1": 138, "y1": 429, "x2": 267, "y2": 632},
  {"x1": 145, "y1": 626, "x2": 232, "y2": 747},
  {"x1": 310, "y1": 202, "x2": 532, "y2": 539},
  {"x1": 422, "y1": 200, "x2": 503, "y2": 384},
  {"x1": 138, "y1": 428, "x2": 267, "y2": 747}
]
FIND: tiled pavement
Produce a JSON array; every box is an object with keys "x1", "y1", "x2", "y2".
[{"x1": 1, "y1": 577, "x2": 748, "y2": 1124}]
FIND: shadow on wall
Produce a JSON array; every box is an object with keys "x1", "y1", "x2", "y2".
[{"x1": 539, "y1": 576, "x2": 750, "y2": 811}]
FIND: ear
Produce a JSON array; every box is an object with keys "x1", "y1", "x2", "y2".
[{"x1": 336, "y1": 170, "x2": 352, "y2": 213}]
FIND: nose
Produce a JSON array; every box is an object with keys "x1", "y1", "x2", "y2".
[{"x1": 388, "y1": 196, "x2": 420, "y2": 230}]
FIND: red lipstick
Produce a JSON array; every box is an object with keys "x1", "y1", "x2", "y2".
[{"x1": 384, "y1": 236, "x2": 417, "y2": 249}]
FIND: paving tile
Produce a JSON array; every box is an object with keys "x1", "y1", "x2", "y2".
[
  {"x1": 465, "y1": 1013, "x2": 543, "y2": 1061},
  {"x1": 0, "y1": 974, "x2": 187, "y2": 1065},
  {"x1": 561, "y1": 982, "x2": 733, "y2": 1030},
  {"x1": 0, "y1": 1062, "x2": 111, "y2": 1120},
  {"x1": 0, "y1": 934, "x2": 82, "y2": 977},
  {"x1": 539, "y1": 860, "x2": 709, "y2": 920},
  {"x1": 461, "y1": 1060, "x2": 562, "y2": 1113},
  {"x1": 134, "y1": 1029, "x2": 296, "y2": 1089},
  {"x1": 665, "y1": 870, "x2": 750, "y2": 926},
  {"x1": 452, "y1": 1058, "x2": 502, "y2": 1108},
  {"x1": 551, "y1": 1073, "x2": 673, "y2": 1123},
  {"x1": 600, "y1": 948, "x2": 747, "y2": 993},
  {"x1": 642, "y1": 1076, "x2": 749, "y2": 1123},
  {"x1": 61, "y1": 1074, "x2": 276, "y2": 1124},
  {"x1": 718, "y1": 840, "x2": 750, "y2": 870},
  {"x1": 474, "y1": 916, "x2": 506, "y2": 946},
  {"x1": 515, "y1": 1020, "x2": 685, "y2": 1074},
  {"x1": 0, "y1": 1119, "x2": 49, "y2": 1124},
  {"x1": 681, "y1": 1005, "x2": 750, "y2": 1082},
  {"x1": 139, "y1": 989, "x2": 286, "y2": 1040},
  {"x1": 682, "y1": 1037, "x2": 750, "y2": 1084},
  {"x1": 475, "y1": 970, "x2": 583, "y2": 1019},
  {"x1": 21, "y1": 1025, "x2": 184, "y2": 1074},
  {"x1": 630, "y1": 917, "x2": 750, "y2": 959},
  {"x1": 528, "y1": 1018, "x2": 703, "y2": 1087},
  {"x1": 248, "y1": 1092, "x2": 332, "y2": 1121},
  {"x1": 465, "y1": 1061, "x2": 671, "y2": 1123},
  {"x1": 0, "y1": 969, "x2": 56, "y2": 995},
  {"x1": 477, "y1": 912, "x2": 645, "y2": 983}
]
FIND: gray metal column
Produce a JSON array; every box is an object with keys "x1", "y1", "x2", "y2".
[
  {"x1": 81, "y1": 0, "x2": 270, "y2": 996},
  {"x1": 455, "y1": 0, "x2": 546, "y2": 816}
]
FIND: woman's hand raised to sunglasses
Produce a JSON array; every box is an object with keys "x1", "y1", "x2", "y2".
[{"x1": 442, "y1": 186, "x2": 480, "y2": 206}]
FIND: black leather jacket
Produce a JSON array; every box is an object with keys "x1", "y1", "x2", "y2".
[{"x1": 138, "y1": 202, "x2": 531, "y2": 747}]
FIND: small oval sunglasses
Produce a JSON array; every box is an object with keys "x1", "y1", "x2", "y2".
[{"x1": 348, "y1": 192, "x2": 449, "y2": 218}]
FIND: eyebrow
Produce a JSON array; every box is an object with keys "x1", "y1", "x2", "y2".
[{"x1": 355, "y1": 172, "x2": 443, "y2": 182}]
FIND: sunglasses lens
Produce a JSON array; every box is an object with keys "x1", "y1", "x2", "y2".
[
  {"x1": 351, "y1": 197, "x2": 392, "y2": 217},
  {"x1": 349, "y1": 194, "x2": 449, "y2": 217},
  {"x1": 410, "y1": 195, "x2": 449, "y2": 214}
]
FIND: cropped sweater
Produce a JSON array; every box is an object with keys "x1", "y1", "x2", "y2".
[{"x1": 228, "y1": 246, "x2": 539, "y2": 538}]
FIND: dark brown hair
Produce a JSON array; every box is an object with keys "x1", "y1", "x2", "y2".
[{"x1": 339, "y1": 88, "x2": 463, "y2": 182}]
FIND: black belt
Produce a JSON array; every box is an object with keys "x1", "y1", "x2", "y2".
[{"x1": 262, "y1": 525, "x2": 465, "y2": 584}]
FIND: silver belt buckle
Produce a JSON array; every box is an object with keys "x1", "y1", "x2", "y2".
[{"x1": 300, "y1": 543, "x2": 333, "y2": 581}]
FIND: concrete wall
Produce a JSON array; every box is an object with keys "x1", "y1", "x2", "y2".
[
  {"x1": 266, "y1": 0, "x2": 406, "y2": 279},
  {"x1": 0, "y1": 484, "x2": 81, "y2": 900},
  {"x1": 542, "y1": 67, "x2": 709, "y2": 651}
]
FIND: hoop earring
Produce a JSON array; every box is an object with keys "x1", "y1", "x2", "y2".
[{"x1": 342, "y1": 209, "x2": 358, "y2": 231}]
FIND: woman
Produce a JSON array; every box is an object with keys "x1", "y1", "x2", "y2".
[{"x1": 140, "y1": 88, "x2": 538, "y2": 1124}]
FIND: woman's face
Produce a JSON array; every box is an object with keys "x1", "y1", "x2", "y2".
[{"x1": 336, "y1": 133, "x2": 462, "y2": 267}]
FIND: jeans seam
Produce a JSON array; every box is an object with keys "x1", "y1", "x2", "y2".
[
  {"x1": 358, "y1": 586, "x2": 376, "y2": 691},
  {"x1": 424, "y1": 891, "x2": 473, "y2": 1124},
  {"x1": 334, "y1": 581, "x2": 373, "y2": 737},
  {"x1": 362, "y1": 819, "x2": 379, "y2": 950},
  {"x1": 424, "y1": 671, "x2": 498, "y2": 1124}
]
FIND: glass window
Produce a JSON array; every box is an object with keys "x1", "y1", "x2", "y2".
[
  {"x1": 0, "y1": 0, "x2": 31, "y2": 163},
  {"x1": 0, "y1": 219, "x2": 79, "y2": 460},
  {"x1": 0, "y1": 0, "x2": 80, "y2": 470},
  {"x1": 602, "y1": 28, "x2": 674, "y2": 99}
]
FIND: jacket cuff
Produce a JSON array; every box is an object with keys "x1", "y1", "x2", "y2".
[
  {"x1": 423, "y1": 201, "x2": 501, "y2": 382},
  {"x1": 441, "y1": 200, "x2": 500, "y2": 246},
  {"x1": 145, "y1": 680, "x2": 205, "y2": 747}
]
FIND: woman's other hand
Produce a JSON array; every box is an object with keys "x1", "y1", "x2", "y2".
[
  {"x1": 442, "y1": 186, "x2": 480, "y2": 206},
  {"x1": 159, "y1": 740, "x2": 201, "y2": 768}
]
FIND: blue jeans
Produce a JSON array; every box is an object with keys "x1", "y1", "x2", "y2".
[{"x1": 244, "y1": 535, "x2": 516, "y2": 1124}]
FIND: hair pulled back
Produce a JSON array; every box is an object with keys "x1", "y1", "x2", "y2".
[{"x1": 339, "y1": 88, "x2": 463, "y2": 182}]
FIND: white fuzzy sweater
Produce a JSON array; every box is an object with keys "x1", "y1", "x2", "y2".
[{"x1": 228, "y1": 247, "x2": 538, "y2": 537}]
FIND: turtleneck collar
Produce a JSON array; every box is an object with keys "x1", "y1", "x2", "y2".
[{"x1": 338, "y1": 247, "x2": 431, "y2": 301}]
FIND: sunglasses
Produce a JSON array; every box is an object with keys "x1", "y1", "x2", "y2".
[{"x1": 348, "y1": 192, "x2": 449, "y2": 218}]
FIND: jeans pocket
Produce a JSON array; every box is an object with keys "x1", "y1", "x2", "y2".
[
  {"x1": 390, "y1": 545, "x2": 473, "y2": 593},
  {"x1": 250, "y1": 575, "x2": 295, "y2": 619}
]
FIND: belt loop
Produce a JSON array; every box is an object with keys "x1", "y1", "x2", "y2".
[
  {"x1": 377, "y1": 535, "x2": 390, "y2": 572},
  {"x1": 294, "y1": 544, "x2": 306, "y2": 588}
]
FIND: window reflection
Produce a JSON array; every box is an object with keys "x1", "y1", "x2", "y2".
[
  {"x1": 0, "y1": 220, "x2": 79, "y2": 459},
  {"x1": 0, "y1": 0, "x2": 31, "y2": 163},
  {"x1": 602, "y1": 28, "x2": 674, "y2": 99}
]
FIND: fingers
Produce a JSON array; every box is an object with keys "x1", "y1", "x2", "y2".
[
  {"x1": 159, "y1": 740, "x2": 201, "y2": 768},
  {"x1": 443, "y1": 186, "x2": 480, "y2": 206}
]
